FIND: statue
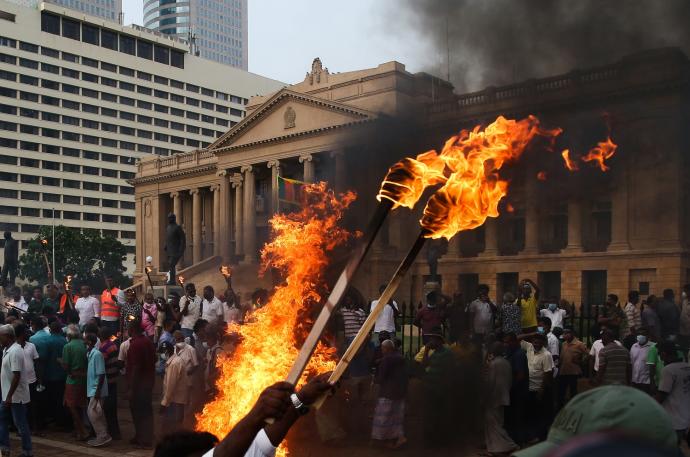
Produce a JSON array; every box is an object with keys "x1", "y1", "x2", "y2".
[
  {"x1": 164, "y1": 213, "x2": 186, "y2": 285},
  {"x1": 427, "y1": 242, "x2": 441, "y2": 283},
  {"x1": 1, "y1": 231, "x2": 17, "y2": 287}
]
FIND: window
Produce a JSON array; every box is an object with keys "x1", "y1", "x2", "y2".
[
  {"x1": 83, "y1": 119, "x2": 99, "y2": 129},
  {"x1": 19, "y1": 107, "x2": 37, "y2": 118},
  {"x1": 186, "y1": 111, "x2": 199, "y2": 120},
  {"x1": 102, "y1": 199, "x2": 117, "y2": 208},
  {"x1": 154, "y1": 132, "x2": 169, "y2": 142},
  {"x1": 202, "y1": 101, "x2": 214, "y2": 110},
  {"x1": 43, "y1": 209, "x2": 60, "y2": 217},
  {"x1": 186, "y1": 97, "x2": 200, "y2": 107},
  {"x1": 186, "y1": 139, "x2": 200, "y2": 147},
  {"x1": 0, "y1": 172, "x2": 17, "y2": 182},
  {"x1": 201, "y1": 87, "x2": 214, "y2": 97},
  {"x1": 61, "y1": 131, "x2": 78, "y2": 141},
  {"x1": 41, "y1": 111, "x2": 59, "y2": 122},
  {"x1": 171, "y1": 136, "x2": 184, "y2": 145},
  {"x1": 230, "y1": 108, "x2": 242, "y2": 116},
  {"x1": 171, "y1": 107, "x2": 184, "y2": 117},
  {"x1": 202, "y1": 114, "x2": 214, "y2": 123},
  {"x1": 137, "y1": 100, "x2": 152, "y2": 110},
  {"x1": 83, "y1": 197, "x2": 100, "y2": 206},
  {"x1": 0, "y1": 37, "x2": 16, "y2": 48},
  {"x1": 0, "y1": 139, "x2": 17, "y2": 148},
  {"x1": 119, "y1": 35, "x2": 135, "y2": 55},
  {"x1": 120, "y1": 110, "x2": 135, "y2": 120},
  {"x1": 21, "y1": 207, "x2": 39, "y2": 217},
  {"x1": 119, "y1": 66, "x2": 134, "y2": 77},
  {"x1": 171, "y1": 50, "x2": 184, "y2": 68},
  {"x1": 102, "y1": 77, "x2": 116, "y2": 87},
  {"x1": 120, "y1": 230, "x2": 135, "y2": 238},
  {"x1": 41, "y1": 62, "x2": 58, "y2": 74},
  {"x1": 63, "y1": 195, "x2": 80, "y2": 204},
  {"x1": 102, "y1": 214, "x2": 117, "y2": 222},
  {"x1": 83, "y1": 150, "x2": 98, "y2": 160},
  {"x1": 19, "y1": 42, "x2": 38, "y2": 53},
  {"x1": 155, "y1": 147, "x2": 169, "y2": 156},
  {"x1": 81, "y1": 72, "x2": 98, "y2": 83},
  {"x1": 82, "y1": 104, "x2": 98, "y2": 114},
  {"x1": 61, "y1": 52, "x2": 79, "y2": 63},
  {"x1": 171, "y1": 93, "x2": 185, "y2": 103},
  {"x1": 101, "y1": 61, "x2": 117, "y2": 72},
  {"x1": 0, "y1": 156, "x2": 16, "y2": 165},
  {"x1": 20, "y1": 75, "x2": 38, "y2": 86},
  {"x1": 121, "y1": 216, "x2": 135, "y2": 224},
  {"x1": 42, "y1": 160, "x2": 59, "y2": 170},
  {"x1": 120, "y1": 171, "x2": 135, "y2": 180},
  {"x1": 186, "y1": 125, "x2": 200, "y2": 134},
  {"x1": 102, "y1": 107, "x2": 117, "y2": 117},
  {"x1": 62, "y1": 147, "x2": 79, "y2": 157},
  {"x1": 154, "y1": 118, "x2": 169, "y2": 128},
  {"x1": 62, "y1": 67, "x2": 80, "y2": 79},
  {"x1": 41, "y1": 12, "x2": 60, "y2": 34},
  {"x1": 63, "y1": 211, "x2": 80, "y2": 220},
  {"x1": 63, "y1": 179, "x2": 81, "y2": 189},
  {"x1": 0, "y1": 87, "x2": 16, "y2": 98},
  {"x1": 119, "y1": 81, "x2": 134, "y2": 91},
  {"x1": 61, "y1": 18, "x2": 80, "y2": 40},
  {"x1": 186, "y1": 83, "x2": 200, "y2": 93},
  {"x1": 43, "y1": 193, "x2": 60, "y2": 202},
  {"x1": 137, "y1": 144, "x2": 152, "y2": 153},
  {"x1": 83, "y1": 135, "x2": 98, "y2": 145},
  {"x1": 102, "y1": 92, "x2": 117, "y2": 103},
  {"x1": 20, "y1": 141, "x2": 38, "y2": 151},
  {"x1": 21, "y1": 191, "x2": 38, "y2": 200},
  {"x1": 83, "y1": 166, "x2": 99, "y2": 175},
  {"x1": 215, "y1": 105, "x2": 228, "y2": 114},
  {"x1": 102, "y1": 123, "x2": 117, "y2": 133},
  {"x1": 82, "y1": 24, "x2": 99, "y2": 45},
  {"x1": 62, "y1": 115, "x2": 79, "y2": 126},
  {"x1": 154, "y1": 90, "x2": 168, "y2": 100},
  {"x1": 103, "y1": 138, "x2": 117, "y2": 147},
  {"x1": 21, "y1": 175, "x2": 39, "y2": 184},
  {"x1": 0, "y1": 206, "x2": 18, "y2": 215},
  {"x1": 120, "y1": 126, "x2": 134, "y2": 136},
  {"x1": 171, "y1": 121, "x2": 184, "y2": 131},
  {"x1": 42, "y1": 144, "x2": 59, "y2": 154},
  {"x1": 42, "y1": 177, "x2": 60, "y2": 186},
  {"x1": 202, "y1": 128, "x2": 214, "y2": 137},
  {"x1": 83, "y1": 182, "x2": 99, "y2": 191},
  {"x1": 120, "y1": 186, "x2": 134, "y2": 195},
  {"x1": 22, "y1": 224, "x2": 40, "y2": 233},
  {"x1": 102, "y1": 153, "x2": 117, "y2": 162},
  {"x1": 0, "y1": 70, "x2": 16, "y2": 81},
  {"x1": 137, "y1": 115, "x2": 152, "y2": 124},
  {"x1": 102, "y1": 169, "x2": 117, "y2": 178},
  {"x1": 0, "y1": 104, "x2": 14, "y2": 115},
  {"x1": 137, "y1": 40, "x2": 153, "y2": 60},
  {"x1": 170, "y1": 79, "x2": 184, "y2": 89},
  {"x1": 102, "y1": 184, "x2": 118, "y2": 193},
  {"x1": 154, "y1": 75, "x2": 168, "y2": 85},
  {"x1": 19, "y1": 58, "x2": 38, "y2": 69},
  {"x1": 120, "y1": 201, "x2": 135, "y2": 210},
  {"x1": 20, "y1": 124, "x2": 37, "y2": 134},
  {"x1": 101, "y1": 29, "x2": 118, "y2": 50},
  {"x1": 0, "y1": 53, "x2": 15, "y2": 64},
  {"x1": 20, "y1": 91, "x2": 38, "y2": 102},
  {"x1": 0, "y1": 189, "x2": 17, "y2": 199},
  {"x1": 62, "y1": 99, "x2": 79, "y2": 110},
  {"x1": 20, "y1": 158, "x2": 38, "y2": 167},
  {"x1": 82, "y1": 57, "x2": 98, "y2": 68},
  {"x1": 84, "y1": 213, "x2": 99, "y2": 222},
  {"x1": 41, "y1": 95, "x2": 59, "y2": 106},
  {"x1": 137, "y1": 86, "x2": 152, "y2": 95},
  {"x1": 120, "y1": 142, "x2": 135, "y2": 151},
  {"x1": 137, "y1": 130, "x2": 152, "y2": 139},
  {"x1": 62, "y1": 83, "x2": 79, "y2": 94},
  {"x1": 154, "y1": 45, "x2": 169, "y2": 64}
]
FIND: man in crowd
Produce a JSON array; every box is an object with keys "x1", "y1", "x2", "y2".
[
  {"x1": 657, "y1": 289, "x2": 680, "y2": 341},
  {"x1": 520, "y1": 333, "x2": 553, "y2": 442},
  {"x1": 656, "y1": 341, "x2": 690, "y2": 445},
  {"x1": 557, "y1": 327, "x2": 587, "y2": 409},
  {"x1": 43, "y1": 284, "x2": 61, "y2": 316},
  {"x1": 27, "y1": 287, "x2": 45, "y2": 314},
  {"x1": 418, "y1": 330, "x2": 454, "y2": 447},
  {"x1": 680, "y1": 284, "x2": 690, "y2": 351},
  {"x1": 642, "y1": 295, "x2": 662, "y2": 341},
  {"x1": 204, "y1": 326, "x2": 223, "y2": 398},
  {"x1": 38, "y1": 321, "x2": 67, "y2": 428},
  {"x1": 100, "y1": 276, "x2": 121, "y2": 338},
  {"x1": 99, "y1": 327, "x2": 121, "y2": 440},
  {"x1": 126, "y1": 321, "x2": 156, "y2": 448},
  {"x1": 499, "y1": 292, "x2": 522, "y2": 336},
  {"x1": 120, "y1": 289, "x2": 143, "y2": 338},
  {"x1": 75, "y1": 285, "x2": 100, "y2": 328},
  {"x1": 85, "y1": 333, "x2": 111, "y2": 447},
  {"x1": 180, "y1": 283, "x2": 202, "y2": 344},
  {"x1": 589, "y1": 328, "x2": 621, "y2": 380},
  {"x1": 539, "y1": 297, "x2": 567, "y2": 330},
  {"x1": 141, "y1": 293, "x2": 158, "y2": 341},
  {"x1": 6, "y1": 287, "x2": 27, "y2": 312},
  {"x1": 0, "y1": 324, "x2": 32, "y2": 457},
  {"x1": 62, "y1": 324, "x2": 88, "y2": 441},
  {"x1": 160, "y1": 341, "x2": 187, "y2": 431},
  {"x1": 15, "y1": 323, "x2": 39, "y2": 435},
  {"x1": 596, "y1": 328, "x2": 631, "y2": 386},
  {"x1": 370, "y1": 285, "x2": 399, "y2": 342},
  {"x1": 538, "y1": 317, "x2": 559, "y2": 369},
  {"x1": 468, "y1": 284, "x2": 496, "y2": 344},
  {"x1": 630, "y1": 326, "x2": 653, "y2": 392},
  {"x1": 371, "y1": 339, "x2": 407, "y2": 449},
  {"x1": 414, "y1": 291, "x2": 447, "y2": 344},
  {"x1": 503, "y1": 332, "x2": 529, "y2": 446},
  {"x1": 598, "y1": 294, "x2": 627, "y2": 340},
  {"x1": 519, "y1": 279, "x2": 540, "y2": 333},
  {"x1": 484, "y1": 341, "x2": 518, "y2": 455},
  {"x1": 624, "y1": 290, "x2": 642, "y2": 338},
  {"x1": 28, "y1": 316, "x2": 50, "y2": 433},
  {"x1": 201, "y1": 286, "x2": 223, "y2": 326}
]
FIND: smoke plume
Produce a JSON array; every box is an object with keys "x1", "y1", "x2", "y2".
[{"x1": 392, "y1": 0, "x2": 690, "y2": 92}]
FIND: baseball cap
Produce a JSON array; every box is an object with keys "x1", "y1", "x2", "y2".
[{"x1": 513, "y1": 386, "x2": 677, "y2": 457}]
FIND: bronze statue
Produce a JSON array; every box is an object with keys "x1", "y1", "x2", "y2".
[
  {"x1": 164, "y1": 213, "x2": 186, "y2": 285},
  {"x1": 1, "y1": 231, "x2": 18, "y2": 287}
]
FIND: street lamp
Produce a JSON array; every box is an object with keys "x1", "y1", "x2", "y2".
[{"x1": 52, "y1": 208, "x2": 56, "y2": 285}]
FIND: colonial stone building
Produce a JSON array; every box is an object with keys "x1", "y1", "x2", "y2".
[{"x1": 132, "y1": 48, "x2": 690, "y2": 308}]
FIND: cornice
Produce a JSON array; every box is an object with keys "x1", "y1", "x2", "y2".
[{"x1": 129, "y1": 164, "x2": 217, "y2": 185}]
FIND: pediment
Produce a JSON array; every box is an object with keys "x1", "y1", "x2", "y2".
[{"x1": 209, "y1": 89, "x2": 376, "y2": 150}]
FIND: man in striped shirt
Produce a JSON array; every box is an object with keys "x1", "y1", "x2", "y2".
[
  {"x1": 340, "y1": 296, "x2": 366, "y2": 344},
  {"x1": 597, "y1": 328, "x2": 631, "y2": 385}
]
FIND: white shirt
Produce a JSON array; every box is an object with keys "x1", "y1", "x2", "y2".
[
  {"x1": 469, "y1": 299, "x2": 494, "y2": 335},
  {"x1": 1, "y1": 342, "x2": 29, "y2": 403},
  {"x1": 630, "y1": 341, "x2": 652, "y2": 384},
  {"x1": 202, "y1": 296, "x2": 224, "y2": 323},
  {"x1": 75, "y1": 295, "x2": 101, "y2": 325},
  {"x1": 520, "y1": 340, "x2": 554, "y2": 392},
  {"x1": 370, "y1": 299, "x2": 398, "y2": 334},
  {"x1": 203, "y1": 429, "x2": 276, "y2": 457},
  {"x1": 223, "y1": 303, "x2": 242, "y2": 324},
  {"x1": 546, "y1": 332, "x2": 560, "y2": 359},
  {"x1": 20, "y1": 341, "x2": 38, "y2": 384},
  {"x1": 180, "y1": 295, "x2": 202, "y2": 330},
  {"x1": 540, "y1": 308, "x2": 567, "y2": 329},
  {"x1": 589, "y1": 339, "x2": 622, "y2": 371},
  {"x1": 7, "y1": 297, "x2": 27, "y2": 312}
]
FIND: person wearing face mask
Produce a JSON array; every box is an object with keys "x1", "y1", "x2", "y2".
[
  {"x1": 159, "y1": 341, "x2": 187, "y2": 432},
  {"x1": 539, "y1": 297, "x2": 567, "y2": 330},
  {"x1": 630, "y1": 327, "x2": 653, "y2": 393}
]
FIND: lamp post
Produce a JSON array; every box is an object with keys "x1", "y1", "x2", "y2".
[{"x1": 52, "y1": 208, "x2": 56, "y2": 285}]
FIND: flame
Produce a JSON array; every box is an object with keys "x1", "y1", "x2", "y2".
[
  {"x1": 582, "y1": 137, "x2": 617, "y2": 172},
  {"x1": 219, "y1": 265, "x2": 232, "y2": 278},
  {"x1": 40, "y1": 239, "x2": 48, "y2": 246},
  {"x1": 537, "y1": 171, "x2": 547, "y2": 181},
  {"x1": 377, "y1": 150, "x2": 446, "y2": 209},
  {"x1": 177, "y1": 275, "x2": 184, "y2": 286},
  {"x1": 561, "y1": 149, "x2": 579, "y2": 171},
  {"x1": 506, "y1": 203, "x2": 515, "y2": 213},
  {"x1": 145, "y1": 266, "x2": 152, "y2": 274},
  {"x1": 64, "y1": 275, "x2": 72, "y2": 287},
  {"x1": 196, "y1": 183, "x2": 354, "y2": 455}
]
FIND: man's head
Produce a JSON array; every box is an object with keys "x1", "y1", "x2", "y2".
[
  {"x1": 646, "y1": 295, "x2": 657, "y2": 309},
  {"x1": 14, "y1": 322, "x2": 28, "y2": 343},
  {"x1": 193, "y1": 319, "x2": 208, "y2": 340},
  {"x1": 32, "y1": 286, "x2": 42, "y2": 301},
  {"x1": 173, "y1": 330, "x2": 185, "y2": 344},
  {"x1": 205, "y1": 325, "x2": 219, "y2": 346},
  {"x1": 521, "y1": 281, "x2": 532, "y2": 298},
  {"x1": 381, "y1": 339, "x2": 395, "y2": 355},
  {"x1": 502, "y1": 292, "x2": 515, "y2": 305},
  {"x1": 125, "y1": 288, "x2": 137, "y2": 303},
  {"x1": 65, "y1": 324, "x2": 81, "y2": 341},
  {"x1": 503, "y1": 332, "x2": 519, "y2": 350},
  {"x1": 532, "y1": 333, "x2": 546, "y2": 352},
  {"x1": 489, "y1": 341, "x2": 504, "y2": 357},
  {"x1": 601, "y1": 328, "x2": 614, "y2": 345},
  {"x1": 105, "y1": 275, "x2": 114, "y2": 290},
  {"x1": 45, "y1": 283, "x2": 58, "y2": 299},
  {"x1": 606, "y1": 294, "x2": 619, "y2": 306},
  {"x1": 85, "y1": 333, "x2": 98, "y2": 352},
  {"x1": 0, "y1": 324, "x2": 14, "y2": 347},
  {"x1": 144, "y1": 292, "x2": 154, "y2": 304},
  {"x1": 426, "y1": 290, "x2": 441, "y2": 308},
  {"x1": 3, "y1": 231, "x2": 10, "y2": 240},
  {"x1": 538, "y1": 317, "x2": 552, "y2": 334},
  {"x1": 203, "y1": 285, "x2": 214, "y2": 301},
  {"x1": 129, "y1": 321, "x2": 143, "y2": 337},
  {"x1": 683, "y1": 284, "x2": 690, "y2": 300},
  {"x1": 49, "y1": 320, "x2": 62, "y2": 335},
  {"x1": 159, "y1": 341, "x2": 174, "y2": 358},
  {"x1": 662, "y1": 288, "x2": 674, "y2": 301},
  {"x1": 628, "y1": 290, "x2": 640, "y2": 305},
  {"x1": 167, "y1": 213, "x2": 176, "y2": 224},
  {"x1": 658, "y1": 341, "x2": 679, "y2": 365},
  {"x1": 185, "y1": 283, "x2": 196, "y2": 298},
  {"x1": 562, "y1": 327, "x2": 575, "y2": 342},
  {"x1": 99, "y1": 327, "x2": 112, "y2": 343},
  {"x1": 477, "y1": 284, "x2": 489, "y2": 301},
  {"x1": 546, "y1": 296, "x2": 559, "y2": 311},
  {"x1": 80, "y1": 285, "x2": 91, "y2": 298},
  {"x1": 30, "y1": 315, "x2": 46, "y2": 333}
]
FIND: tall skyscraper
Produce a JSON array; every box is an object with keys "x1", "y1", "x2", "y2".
[
  {"x1": 143, "y1": 0, "x2": 247, "y2": 69},
  {"x1": 44, "y1": 0, "x2": 122, "y2": 22}
]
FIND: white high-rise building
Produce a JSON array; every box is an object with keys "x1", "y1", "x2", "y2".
[
  {"x1": 44, "y1": 0, "x2": 122, "y2": 22},
  {"x1": 0, "y1": 0, "x2": 284, "y2": 273},
  {"x1": 143, "y1": 0, "x2": 247, "y2": 69}
]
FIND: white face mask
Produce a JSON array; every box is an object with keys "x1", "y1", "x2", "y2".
[
  {"x1": 175, "y1": 342, "x2": 186, "y2": 350},
  {"x1": 202, "y1": 342, "x2": 209, "y2": 349}
]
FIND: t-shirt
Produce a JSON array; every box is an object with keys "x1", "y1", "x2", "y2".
[
  {"x1": 201, "y1": 296, "x2": 224, "y2": 323},
  {"x1": 469, "y1": 299, "x2": 493, "y2": 335},
  {"x1": 341, "y1": 308, "x2": 365, "y2": 339},
  {"x1": 589, "y1": 339, "x2": 622, "y2": 371},
  {"x1": 179, "y1": 295, "x2": 202, "y2": 330},
  {"x1": 658, "y1": 362, "x2": 690, "y2": 430},
  {"x1": 75, "y1": 295, "x2": 101, "y2": 326},
  {"x1": 559, "y1": 338, "x2": 588, "y2": 376},
  {"x1": 370, "y1": 299, "x2": 398, "y2": 334},
  {"x1": 598, "y1": 343, "x2": 630, "y2": 385},
  {"x1": 1, "y1": 343, "x2": 29, "y2": 403},
  {"x1": 630, "y1": 342, "x2": 652, "y2": 384},
  {"x1": 202, "y1": 429, "x2": 276, "y2": 457},
  {"x1": 38, "y1": 333, "x2": 67, "y2": 382},
  {"x1": 546, "y1": 332, "x2": 560, "y2": 367},
  {"x1": 141, "y1": 302, "x2": 158, "y2": 337},
  {"x1": 500, "y1": 303, "x2": 522, "y2": 335},
  {"x1": 520, "y1": 340, "x2": 553, "y2": 391},
  {"x1": 520, "y1": 296, "x2": 538, "y2": 329},
  {"x1": 86, "y1": 347, "x2": 108, "y2": 398},
  {"x1": 62, "y1": 338, "x2": 88, "y2": 385},
  {"x1": 126, "y1": 335, "x2": 156, "y2": 389},
  {"x1": 539, "y1": 308, "x2": 567, "y2": 329},
  {"x1": 20, "y1": 342, "x2": 39, "y2": 384}
]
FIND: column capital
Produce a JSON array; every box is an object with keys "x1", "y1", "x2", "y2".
[
  {"x1": 231, "y1": 173, "x2": 243, "y2": 188},
  {"x1": 189, "y1": 188, "x2": 200, "y2": 196},
  {"x1": 298, "y1": 154, "x2": 313, "y2": 163},
  {"x1": 170, "y1": 191, "x2": 180, "y2": 198},
  {"x1": 209, "y1": 184, "x2": 220, "y2": 192},
  {"x1": 216, "y1": 170, "x2": 228, "y2": 178},
  {"x1": 240, "y1": 165, "x2": 253, "y2": 173},
  {"x1": 267, "y1": 159, "x2": 280, "y2": 169}
]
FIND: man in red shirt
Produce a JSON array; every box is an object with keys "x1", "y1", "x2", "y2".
[
  {"x1": 125, "y1": 321, "x2": 156, "y2": 448},
  {"x1": 414, "y1": 291, "x2": 448, "y2": 344}
]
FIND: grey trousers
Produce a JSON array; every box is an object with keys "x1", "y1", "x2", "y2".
[{"x1": 485, "y1": 404, "x2": 518, "y2": 453}]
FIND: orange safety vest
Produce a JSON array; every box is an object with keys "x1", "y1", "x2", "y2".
[
  {"x1": 101, "y1": 287, "x2": 121, "y2": 319},
  {"x1": 59, "y1": 294, "x2": 78, "y2": 312}
]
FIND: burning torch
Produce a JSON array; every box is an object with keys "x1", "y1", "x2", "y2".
[
  {"x1": 145, "y1": 256, "x2": 154, "y2": 294},
  {"x1": 40, "y1": 239, "x2": 52, "y2": 280},
  {"x1": 63, "y1": 275, "x2": 74, "y2": 310},
  {"x1": 177, "y1": 275, "x2": 185, "y2": 287}
]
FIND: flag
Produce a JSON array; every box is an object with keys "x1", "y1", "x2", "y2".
[{"x1": 277, "y1": 176, "x2": 306, "y2": 207}]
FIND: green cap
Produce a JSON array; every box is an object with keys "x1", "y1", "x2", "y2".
[{"x1": 513, "y1": 386, "x2": 677, "y2": 457}]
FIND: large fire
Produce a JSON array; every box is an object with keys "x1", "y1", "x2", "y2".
[
  {"x1": 561, "y1": 137, "x2": 617, "y2": 172},
  {"x1": 196, "y1": 182, "x2": 355, "y2": 454}
]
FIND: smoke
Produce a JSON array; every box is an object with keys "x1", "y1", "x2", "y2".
[{"x1": 391, "y1": 0, "x2": 690, "y2": 92}]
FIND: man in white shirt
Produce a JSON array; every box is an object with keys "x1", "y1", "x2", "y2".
[
  {"x1": 468, "y1": 284, "x2": 496, "y2": 342},
  {"x1": 6, "y1": 287, "x2": 27, "y2": 313},
  {"x1": 75, "y1": 285, "x2": 101, "y2": 327},
  {"x1": 538, "y1": 317, "x2": 560, "y2": 371},
  {"x1": 180, "y1": 283, "x2": 202, "y2": 343},
  {"x1": 539, "y1": 298, "x2": 567, "y2": 330},
  {"x1": 201, "y1": 286, "x2": 224, "y2": 325},
  {"x1": 370, "y1": 285, "x2": 399, "y2": 340},
  {"x1": 520, "y1": 334, "x2": 553, "y2": 441},
  {"x1": 630, "y1": 327, "x2": 652, "y2": 392},
  {"x1": 0, "y1": 324, "x2": 32, "y2": 456}
]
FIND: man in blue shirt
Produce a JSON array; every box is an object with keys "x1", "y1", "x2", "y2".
[{"x1": 85, "y1": 333, "x2": 111, "y2": 447}]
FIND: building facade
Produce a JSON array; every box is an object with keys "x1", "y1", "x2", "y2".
[
  {"x1": 143, "y1": 0, "x2": 247, "y2": 69},
  {"x1": 132, "y1": 50, "x2": 690, "y2": 308},
  {"x1": 45, "y1": 0, "x2": 121, "y2": 22},
  {"x1": 0, "y1": 0, "x2": 283, "y2": 272}
]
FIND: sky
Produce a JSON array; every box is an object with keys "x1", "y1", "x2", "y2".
[{"x1": 121, "y1": 0, "x2": 436, "y2": 84}]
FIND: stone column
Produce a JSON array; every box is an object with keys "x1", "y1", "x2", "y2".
[
  {"x1": 190, "y1": 188, "x2": 202, "y2": 264},
  {"x1": 135, "y1": 197, "x2": 144, "y2": 274},
  {"x1": 232, "y1": 174, "x2": 244, "y2": 258},
  {"x1": 211, "y1": 184, "x2": 221, "y2": 257},
  {"x1": 267, "y1": 160, "x2": 280, "y2": 214},
  {"x1": 479, "y1": 217, "x2": 499, "y2": 256},
  {"x1": 609, "y1": 167, "x2": 631, "y2": 251},
  {"x1": 300, "y1": 154, "x2": 315, "y2": 183},
  {"x1": 171, "y1": 191, "x2": 182, "y2": 223},
  {"x1": 521, "y1": 175, "x2": 539, "y2": 255},
  {"x1": 331, "y1": 150, "x2": 345, "y2": 193},
  {"x1": 563, "y1": 199, "x2": 583, "y2": 252},
  {"x1": 217, "y1": 170, "x2": 232, "y2": 262},
  {"x1": 242, "y1": 165, "x2": 257, "y2": 263}
]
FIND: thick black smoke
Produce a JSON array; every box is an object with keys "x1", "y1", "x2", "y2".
[{"x1": 393, "y1": 0, "x2": 690, "y2": 91}]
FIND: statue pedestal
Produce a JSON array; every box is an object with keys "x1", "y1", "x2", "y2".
[
  {"x1": 422, "y1": 281, "x2": 441, "y2": 300},
  {"x1": 152, "y1": 284, "x2": 184, "y2": 299}
]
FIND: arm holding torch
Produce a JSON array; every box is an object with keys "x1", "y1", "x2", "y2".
[{"x1": 40, "y1": 239, "x2": 52, "y2": 279}]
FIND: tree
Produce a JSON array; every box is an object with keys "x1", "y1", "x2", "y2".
[{"x1": 19, "y1": 226, "x2": 132, "y2": 291}]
